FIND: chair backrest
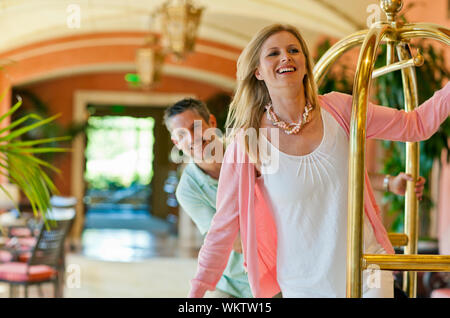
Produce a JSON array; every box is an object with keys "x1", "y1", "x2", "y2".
[{"x1": 27, "y1": 217, "x2": 74, "y2": 268}]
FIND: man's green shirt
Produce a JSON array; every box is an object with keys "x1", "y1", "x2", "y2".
[{"x1": 175, "y1": 163, "x2": 252, "y2": 298}]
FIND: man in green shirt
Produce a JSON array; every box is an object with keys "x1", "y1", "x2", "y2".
[{"x1": 164, "y1": 98, "x2": 252, "y2": 298}]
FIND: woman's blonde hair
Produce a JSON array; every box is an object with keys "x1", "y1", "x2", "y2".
[{"x1": 225, "y1": 24, "x2": 320, "y2": 160}]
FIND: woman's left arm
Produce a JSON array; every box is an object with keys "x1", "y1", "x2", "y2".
[{"x1": 366, "y1": 82, "x2": 450, "y2": 141}]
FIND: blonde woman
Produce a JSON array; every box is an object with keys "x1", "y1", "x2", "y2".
[{"x1": 188, "y1": 24, "x2": 450, "y2": 298}]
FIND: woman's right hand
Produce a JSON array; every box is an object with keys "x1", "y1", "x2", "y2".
[{"x1": 389, "y1": 172, "x2": 426, "y2": 200}]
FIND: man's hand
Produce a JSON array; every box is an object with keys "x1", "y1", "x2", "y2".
[
  {"x1": 232, "y1": 233, "x2": 243, "y2": 254},
  {"x1": 389, "y1": 172, "x2": 426, "y2": 200}
]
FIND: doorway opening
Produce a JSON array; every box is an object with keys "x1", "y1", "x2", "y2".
[
  {"x1": 84, "y1": 115, "x2": 155, "y2": 224},
  {"x1": 81, "y1": 104, "x2": 178, "y2": 261}
]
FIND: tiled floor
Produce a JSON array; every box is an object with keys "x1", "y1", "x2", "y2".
[
  {"x1": 84, "y1": 210, "x2": 174, "y2": 234},
  {"x1": 0, "y1": 219, "x2": 200, "y2": 298},
  {"x1": 81, "y1": 228, "x2": 180, "y2": 262},
  {"x1": 0, "y1": 252, "x2": 199, "y2": 298},
  {"x1": 63, "y1": 253, "x2": 198, "y2": 298}
]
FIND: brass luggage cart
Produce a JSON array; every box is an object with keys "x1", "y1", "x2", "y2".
[{"x1": 313, "y1": 0, "x2": 450, "y2": 297}]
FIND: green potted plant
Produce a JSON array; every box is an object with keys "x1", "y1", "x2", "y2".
[{"x1": 0, "y1": 89, "x2": 70, "y2": 225}]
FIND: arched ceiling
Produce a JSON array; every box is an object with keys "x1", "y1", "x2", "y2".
[{"x1": 1, "y1": 0, "x2": 381, "y2": 53}]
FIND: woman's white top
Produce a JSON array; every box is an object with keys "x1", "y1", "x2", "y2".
[{"x1": 260, "y1": 107, "x2": 388, "y2": 298}]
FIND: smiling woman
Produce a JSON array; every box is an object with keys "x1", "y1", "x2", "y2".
[
  {"x1": 188, "y1": 23, "x2": 450, "y2": 299},
  {"x1": 225, "y1": 24, "x2": 320, "y2": 157},
  {"x1": 254, "y1": 31, "x2": 306, "y2": 90}
]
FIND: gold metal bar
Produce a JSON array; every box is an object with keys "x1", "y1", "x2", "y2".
[
  {"x1": 396, "y1": 23, "x2": 449, "y2": 296},
  {"x1": 313, "y1": 29, "x2": 370, "y2": 87},
  {"x1": 347, "y1": 22, "x2": 391, "y2": 298},
  {"x1": 397, "y1": 43, "x2": 420, "y2": 298},
  {"x1": 315, "y1": 4, "x2": 450, "y2": 299},
  {"x1": 386, "y1": 41, "x2": 396, "y2": 65},
  {"x1": 398, "y1": 23, "x2": 450, "y2": 45},
  {"x1": 388, "y1": 233, "x2": 409, "y2": 246},
  {"x1": 372, "y1": 53, "x2": 423, "y2": 79},
  {"x1": 363, "y1": 254, "x2": 450, "y2": 272}
]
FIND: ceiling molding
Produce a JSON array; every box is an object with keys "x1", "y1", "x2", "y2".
[
  {"x1": 14, "y1": 62, "x2": 236, "y2": 91},
  {"x1": 4, "y1": 34, "x2": 240, "y2": 62},
  {"x1": 6, "y1": 37, "x2": 143, "y2": 61},
  {"x1": 313, "y1": 0, "x2": 367, "y2": 30}
]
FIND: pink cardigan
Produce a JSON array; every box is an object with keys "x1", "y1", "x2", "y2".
[{"x1": 189, "y1": 83, "x2": 450, "y2": 298}]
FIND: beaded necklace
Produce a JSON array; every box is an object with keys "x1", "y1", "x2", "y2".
[{"x1": 264, "y1": 101, "x2": 313, "y2": 135}]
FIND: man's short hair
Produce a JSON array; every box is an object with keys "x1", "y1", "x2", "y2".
[{"x1": 164, "y1": 98, "x2": 211, "y2": 128}]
